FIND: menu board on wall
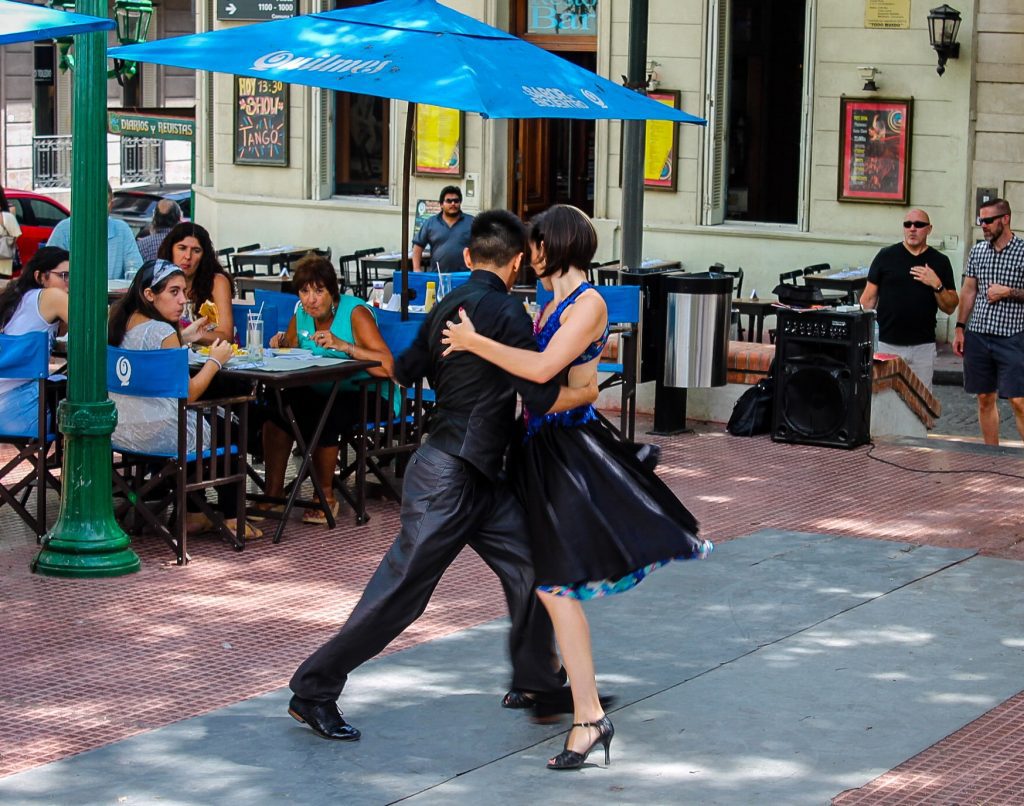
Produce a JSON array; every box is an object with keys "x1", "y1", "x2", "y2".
[
  {"x1": 234, "y1": 76, "x2": 289, "y2": 166},
  {"x1": 865, "y1": 0, "x2": 910, "y2": 29}
]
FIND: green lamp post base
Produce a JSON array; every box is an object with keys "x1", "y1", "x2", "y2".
[{"x1": 31, "y1": 400, "x2": 140, "y2": 578}]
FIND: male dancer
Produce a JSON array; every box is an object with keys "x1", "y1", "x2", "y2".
[{"x1": 288, "y1": 210, "x2": 597, "y2": 740}]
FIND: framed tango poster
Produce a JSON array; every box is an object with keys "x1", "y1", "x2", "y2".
[
  {"x1": 838, "y1": 97, "x2": 912, "y2": 204},
  {"x1": 415, "y1": 105, "x2": 463, "y2": 177},
  {"x1": 642, "y1": 90, "x2": 681, "y2": 191}
]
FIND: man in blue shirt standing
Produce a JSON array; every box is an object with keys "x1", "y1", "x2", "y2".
[
  {"x1": 412, "y1": 185, "x2": 473, "y2": 272},
  {"x1": 47, "y1": 182, "x2": 143, "y2": 280}
]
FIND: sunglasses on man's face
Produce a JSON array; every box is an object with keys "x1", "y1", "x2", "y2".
[
  {"x1": 903, "y1": 220, "x2": 930, "y2": 229},
  {"x1": 443, "y1": 198, "x2": 461, "y2": 204},
  {"x1": 977, "y1": 214, "x2": 1005, "y2": 226}
]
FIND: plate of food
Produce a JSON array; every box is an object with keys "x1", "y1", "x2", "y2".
[
  {"x1": 196, "y1": 344, "x2": 248, "y2": 357},
  {"x1": 270, "y1": 347, "x2": 313, "y2": 358}
]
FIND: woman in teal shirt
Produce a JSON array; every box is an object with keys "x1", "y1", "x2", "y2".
[{"x1": 264, "y1": 254, "x2": 394, "y2": 524}]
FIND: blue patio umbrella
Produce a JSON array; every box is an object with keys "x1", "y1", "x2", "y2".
[
  {"x1": 0, "y1": 0, "x2": 115, "y2": 45},
  {"x1": 111, "y1": 0, "x2": 706, "y2": 312}
]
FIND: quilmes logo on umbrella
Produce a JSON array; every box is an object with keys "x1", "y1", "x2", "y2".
[
  {"x1": 249, "y1": 50, "x2": 608, "y2": 110},
  {"x1": 251, "y1": 51, "x2": 392, "y2": 75}
]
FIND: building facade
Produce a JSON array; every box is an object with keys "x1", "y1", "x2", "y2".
[
  {"x1": 9, "y1": 0, "x2": 1023, "y2": 342},
  {"x1": 0, "y1": 0, "x2": 197, "y2": 200}
]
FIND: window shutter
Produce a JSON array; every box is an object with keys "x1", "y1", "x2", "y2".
[
  {"x1": 703, "y1": 0, "x2": 729, "y2": 225},
  {"x1": 312, "y1": 88, "x2": 332, "y2": 200}
]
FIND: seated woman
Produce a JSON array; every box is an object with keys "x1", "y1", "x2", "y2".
[
  {"x1": 263, "y1": 254, "x2": 394, "y2": 524},
  {"x1": 157, "y1": 223, "x2": 234, "y2": 347},
  {"x1": 108, "y1": 259, "x2": 256, "y2": 537},
  {"x1": 0, "y1": 246, "x2": 70, "y2": 435}
]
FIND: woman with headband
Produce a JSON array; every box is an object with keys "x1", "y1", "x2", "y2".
[{"x1": 107, "y1": 259, "x2": 258, "y2": 538}]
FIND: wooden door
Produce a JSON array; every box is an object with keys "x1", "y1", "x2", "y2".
[{"x1": 512, "y1": 118, "x2": 552, "y2": 221}]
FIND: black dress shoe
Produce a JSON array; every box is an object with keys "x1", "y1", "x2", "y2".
[{"x1": 288, "y1": 695, "x2": 361, "y2": 741}]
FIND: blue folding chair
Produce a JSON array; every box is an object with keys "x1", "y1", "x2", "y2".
[
  {"x1": 389, "y1": 270, "x2": 471, "y2": 306},
  {"x1": 0, "y1": 332, "x2": 64, "y2": 537},
  {"x1": 107, "y1": 346, "x2": 253, "y2": 565},
  {"x1": 339, "y1": 316, "x2": 427, "y2": 523},
  {"x1": 536, "y1": 283, "x2": 641, "y2": 441}
]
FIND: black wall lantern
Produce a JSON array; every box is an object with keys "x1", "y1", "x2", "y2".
[{"x1": 927, "y1": 4, "x2": 962, "y2": 76}]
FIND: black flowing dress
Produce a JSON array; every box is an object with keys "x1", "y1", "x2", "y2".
[{"x1": 510, "y1": 283, "x2": 710, "y2": 599}]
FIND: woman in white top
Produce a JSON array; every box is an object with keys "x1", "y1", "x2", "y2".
[
  {"x1": 107, "y1": 259, "x2": 257, "y2": 537},
  {"x1": 0, "y1": 247, "x2": 70, "y2": 435},
  {"x1": 107, "y1": 258, "x2": 231, "y2": 455},
  {"x1": 0, "y1": 186, "x2": 23, "y2": 278}
]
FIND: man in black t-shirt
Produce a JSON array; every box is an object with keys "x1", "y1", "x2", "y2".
[{"x1": 860, "y1": 209, "x2": 959, "y2": 389}]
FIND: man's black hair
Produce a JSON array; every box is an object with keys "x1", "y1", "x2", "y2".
[
  {"x1": 438, "y1": 185, "x2": 462, "y2": 204},
  {"x1": 468, "y1": 209, "x2": 527, "y2": 269}
]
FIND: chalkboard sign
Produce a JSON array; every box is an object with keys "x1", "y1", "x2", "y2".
[{"x1": 234, "y1": 75, "x2": 289, "y2": 166}]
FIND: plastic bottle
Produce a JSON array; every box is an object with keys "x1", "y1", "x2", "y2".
[
  {"x1": 424, "y1": 281, "x2": 437, "y2": 313},
  {"x1": 368, "y1": 280, "x2": 386, "y2": 308}
]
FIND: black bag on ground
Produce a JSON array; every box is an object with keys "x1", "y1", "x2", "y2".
[{"x1": 727, "y1": 359, "x2": 776, "y2": 436}]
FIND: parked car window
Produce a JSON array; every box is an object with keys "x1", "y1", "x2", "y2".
[
  {"x1": 8, "y1": 198, "x2": 28, "y2": 224},
  {"x1": 27, "y1": 198, "x2": 67, "y2": 228}
]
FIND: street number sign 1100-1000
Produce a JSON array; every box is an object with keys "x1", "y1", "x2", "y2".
[{"x1": 217, "y1": 0, "x2": 295, "y2": 21}]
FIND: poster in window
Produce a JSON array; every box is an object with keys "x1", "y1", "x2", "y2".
[
  {"x1": 643, "y1": 90, "x2": 681, "y2": 191},
  {"x1": 234, "y1": 76, "x2": 289, "y2": 166},
  {"x1": 415, "y1": 105, "x2": 463, "y2": 177},
  {"x1": 838, "y1": 97, "x2": 912, "y2": 204}
]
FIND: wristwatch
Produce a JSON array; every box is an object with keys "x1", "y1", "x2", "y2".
[
  {"x1": 934, "y1": 283, "x2": 944, "y2": 293},
  {"x1": 955, "y1": 322, "x2": 966, "y2": 329}
]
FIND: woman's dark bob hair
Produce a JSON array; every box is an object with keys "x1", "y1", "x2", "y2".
[
  {"x1": 291, "y1": 254, "x2": 340, "y2": 304},
  {"x1": 529, "y1": 204, "x2": 598, "y2": 278}
]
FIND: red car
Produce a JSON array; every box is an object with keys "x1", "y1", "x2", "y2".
[{"x1": 6, "y1": 189, "x2": 70, "y2": 268}]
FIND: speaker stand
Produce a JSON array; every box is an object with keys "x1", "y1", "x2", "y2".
[{"x1": 650, "y1": 378, "x2": 691, "y2": 435}]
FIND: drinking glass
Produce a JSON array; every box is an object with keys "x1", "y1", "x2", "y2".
[
  {"x1": 247, "y1": 317, "x2": 264, "y2": 363},
  {"x1": 437, "y1": 273, "x2": 453, "y2": 302}
]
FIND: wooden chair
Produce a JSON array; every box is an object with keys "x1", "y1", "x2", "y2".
[
  {"x1": 714, "y1": 264, "x2": 745, "y2": 340},
  {"x1": 337, "y1": 253, "x2": 361, "y2": 297},
  {"x1": 107, "y1": 346, "x2": 253, "y2": 565},
  {"x1": 216, "y1": 247, "x2": 235, "y2": 270},
  {"x1": 231, "y1": 243, "x2": 262, "y2": 275},
  {"x1": 778, "y1": 268, "x2": 804, "y2": 285},
  {"x1": 0, "y1": 332, "x2": 64, "y2": 538}
]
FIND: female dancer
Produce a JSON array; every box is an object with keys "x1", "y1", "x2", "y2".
[
  {"x1": 0, "y1": 247, "x2": 70, "y2": 433},
  {"x1": 157, "y1": 222, "x2": 234, "y2": 346},
  {"x1": 442, "y1": 205, "x2": 711, "y2": 770}
]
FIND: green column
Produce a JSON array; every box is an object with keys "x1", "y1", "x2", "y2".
[{"x1": 32, "y1": 2, "x2": 140, "y2": 577}]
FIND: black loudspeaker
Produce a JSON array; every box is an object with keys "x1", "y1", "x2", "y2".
[{"x1": 771, "y1": 309, "x2": 873, "y2": 449}]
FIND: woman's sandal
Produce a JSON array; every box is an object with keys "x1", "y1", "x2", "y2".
[
  {"x1": 250, "y1": 503, "x2": 285, "y2": 522},
  {"x1": 302, "y1": 499, "x2": 340, "y2": 525}
]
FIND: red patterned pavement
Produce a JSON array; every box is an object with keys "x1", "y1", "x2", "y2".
[{"x1": 2, "y1": 422, "x2": 1024, "y2": 804}]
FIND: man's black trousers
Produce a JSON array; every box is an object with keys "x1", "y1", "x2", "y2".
[{"x1": 290, "y1": 442, "x2": 562, "y2": 702}]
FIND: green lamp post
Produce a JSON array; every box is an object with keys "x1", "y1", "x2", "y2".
[{"x1": 31, "y1": 0, "x2": 153, "y2": 578}]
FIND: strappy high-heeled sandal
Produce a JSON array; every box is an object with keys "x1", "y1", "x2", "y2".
[{"x1": 546, "y1": 716, "x2": 615, "y2": 770}]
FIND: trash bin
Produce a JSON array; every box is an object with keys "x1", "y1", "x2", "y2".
[
  {"x1": 661, "y1": 271, "x2": 733, "y2": 388},
  {"x1": 620, "y1": 264, "x2": 681, "y2": 383}
]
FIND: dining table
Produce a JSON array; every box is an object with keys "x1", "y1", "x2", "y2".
[
  {"x1": 359, "y1": 250, "x2": 434, "y2": 293},
  {"x1": 192, "y1": 350, "x2": 380, "y2": 543},
  {"x1": 232, "y1": 245, "x2": 317, "y2": 276},
  {"x1": 803, "y1": 266, "x2": 870, "y2": 304}
]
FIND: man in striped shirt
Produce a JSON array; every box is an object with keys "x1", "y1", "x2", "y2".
[{"x1": 953, "y1": 199, "x2": 1024, "y2": 445}]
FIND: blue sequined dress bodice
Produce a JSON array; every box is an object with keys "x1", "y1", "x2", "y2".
[{"x1": 524, "y1": 283, "x2": 609, "y2": 437}]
